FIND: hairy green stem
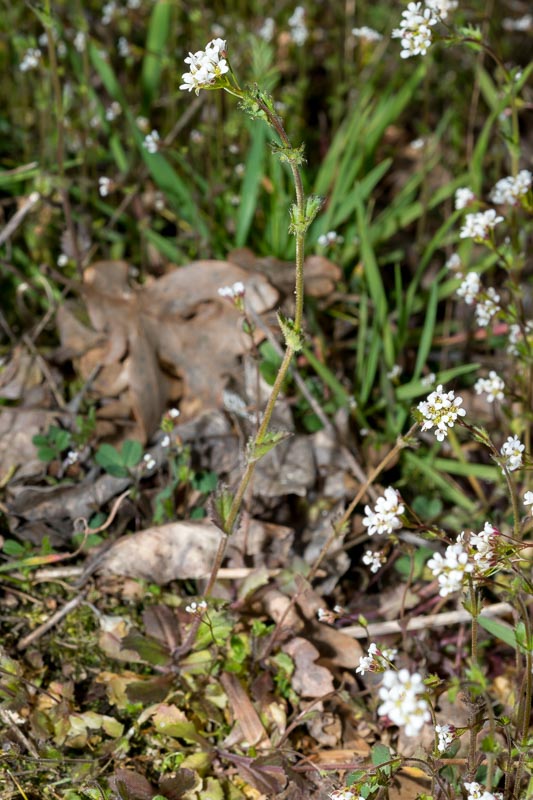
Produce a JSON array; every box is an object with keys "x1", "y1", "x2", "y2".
[{"x1": 467, "y1": 577, "x2": 480, "y2": 777}]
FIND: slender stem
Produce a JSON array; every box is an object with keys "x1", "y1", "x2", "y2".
[{"x1": 467, "y1": 576, "x2": 479, "y2": 777}]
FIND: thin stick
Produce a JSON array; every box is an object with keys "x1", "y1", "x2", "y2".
[
  {"x1": 338, "y1": 601, "x2": 513, "y2": 639},
  {"x1": 17, "y1": 592, "x2": 86, "y2": 650}
]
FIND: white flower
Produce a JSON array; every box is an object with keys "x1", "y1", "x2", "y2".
[
  {"x1": 500, "y1": 435, "x2": 524, "y2": 472},
  {"x1": 329, "y1": 790, "x2": 359, "y2": 800},
  {"x1": 218, "y1": 281, "x2": 245, "y2": 300},
  {"x1": 356, "y1": 642, "x2": 379, "y2": 675},
  {"x1": 20, "y1": 48, "x2": 42, "y2": 72},
  {"x1": 161, "y1": 435, "x2": 170, "y2": 448},
  {"x1": 288, "y1": 7, "x2": 308, "y2": 46},
  {"x1": 475, "y1": 287, "x2": 500, "y2": 327},
  {"x1": 455, "y1": 187, "x2": 475, "y2": 210},
  {"x1": 127, "y1": 0, "x2": 142, "y2": 7},
  {"x1": 378, "y1": 668, "x2": 430, "y2": 736},
  {"x1": 425, "y1": 0, "x2": 458, "y2": 20},
  {"x1": 57, "y1": 253, "x2": 69, "y2": 267},
  {"x1": 352, "y1": 26, "x2": 383, "y2": 42},
  {"x1": 118, "y1": 36, "x2": 131, "y2": 57},
  {"x1": 168, "y1": 407, "x2": 180, "y2": 419},
  {"x1": 136, "y1": 115, "x2": 149, "y2": 132},
  {"x1": 387, "y1": 364, "x2": 403, "y2": 380},
  {"x1": 317, "y1": 607, "x2": 336, "y2": 623},
  {"x1": 435, "y1": 723, "x2": 455, "y2": 752},
  {"x1": 427, "y1": 539, "x2": 474, "y2": 596},
  {"x1": 474, "y1": 371, "x2": 504, "y2": 403},
  {"x1": 143, "y1": 130, "x2": 160, "y2": 154},
  {"x1": 507, "y1": 323, "x2": 521, "y2": 355},
  {"x1": 490, "y1": 170, "x2": 532, "y2": 206},
  {"x1": 317, "y1": 230, "x2": 344, "y2": 247},
  {"x1": 180, "y1": 38, "x2": 229, "y2": 94},
  {"x1": 185, "y1": 600, "x2": 208, "y2": 614},
  {"x1": 258, "y1": 17, "x2": 275, "y2": 41},
  {"x1": 392, "y1": 2, "x2": 438, "y2": 59},
  {"x1": 73, "y1": 32, "x2": 86, "y2": 53},
  {"x1": 102, "y1": 1, "x2": 116, "y2": 25},
  {"x1": 65, "y1": 450, "x2": 79, "y2": 466},
  {"x1": 143, "y1": 453, "x2": 156, "y2": 470},
  {"x1": 362, "y1": 487, "x2": 404, "y2": 536},
  {"x1": 417, "y1": 384, "x2": 466, "y2": 441},
  {"x1": 445, "y1": 253, "x2": 462, "y2": 272},
  {"x1": 460, "y1": 209, "x2": 504, "y2": 240},
  {"x1": 469, "y1": 522, "x2": 499, "y2": 573},
  {"x1": 421, "y1": 372, "x2": 436, "y2": 387},
  {"x1": 98, "y1": 177, "x2": 112, "y2": 197},
  {"x1": 456, "y1": 272, "x2": 480, "y2": 305},
  {"x1": 362, "y1": 549, "x2": 384, "y2": 573},
  {"x1": 502, "y1": 15, "x2": 532, "y2": 31},
  {"x1": 464, "y1": 782, "x2": 503, "y2": 800},
  {"x1": 524, "y1": 491, "x2": 533, "y2": 507},
  {"x1": 105, "y1": 101, "x2": 121, "y2": 122}
]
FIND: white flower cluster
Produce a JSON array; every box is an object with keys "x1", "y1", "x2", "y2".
[
  {"x1": 524, "y1": 490, "x2": 533, "y2": 508},
  {"x1": 391, "y1": 2, "x2": 439, "y2": 59},
  {"x1": 464, "y1": 782, "x2": 503, "y2": 800},
  {"x1": 288, "y1": 6, "x2": 308, "y2": 46},
  {"x1": 20, "y1": 48, "x2": 42, "y2": 72},
  {"x1": 352, "y1": 26, "x2": 383, "y2": 42},
  {"x1": 417, "y1": 384, "x2": 466, "y2": 441},
  {"x1": 474, "y1": 371, "x2": 504, "y2": 403},
  {"x1": 425, "y1": 0, "x2": 458, "y2": 19},
  {"x1": 456, "y1": 272, "x2": 480, "y2": 305},
  {"x1": 143, "y1": 130, "x2": 160, "y2": 154},
  {"x1": 427, "y1": 538, "x2": 473, "y2": 596},
  {"x1": 218, "y1": 281, "x2": 245, "y2": 300},
  {"x1": 362, "y1": 487, "x2": 404, "y2": 536},
  {"x1": 185, "y1": 599, "x2": 208, "y2": 614},
  {"x1": 362, "y1": 549, "x2": 385, "y2": 573},
  {"x1": 143, "y1": 452, "x2": 156, "y2": 471},
  {"x1": 455, "y1": 187, "x2": 475, "y2": 210},
  {"x1": 356, "y1": 643, "x2": 397, "y2": 675},
  {"x1": 490, "y1": 170, "x2": 532, "y2": 206},
  {"x1": 98, "y1": 177, "x2": 112, "y2": 198},
  {"x1": 459, "y1": 209, "x2": 504, "y2": 240},
  {"x1": 502, "y1": 15, "x2": 532, "y2": 32},
  {"x1": 180, "y1": 38, "x2": 229, "y2": 94},
  {"x1": 469, "y1": 523, "x2": 499, "y2": 573},
  {"x1": 500, "y1": 434, "x2": 524, "y2": 472},
  {"x1": 435, "y1": 723, "x2": 455, "y2": 752},
  {"x1": 258, "y1": 17, "x2": 275, "y2": 42},
  {"x1": 329, "y1": 789, "x2": 363, "y2": 800},
  {"x1": 378, "y1": 669, "x2": 430, "y2": 736},
  {"x1": 475, "y1": 287, "x2": 500, "y2": 327},
  {"x1": 445, "y1": 253, "x2": 462, "y2": 272},
  {"x1": 317, "y1": 230, "x2": 344, "y2": 247}
]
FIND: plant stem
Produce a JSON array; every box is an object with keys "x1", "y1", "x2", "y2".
[{"x1": 467, "y1": 576, "x2": 480, "y2": 777}]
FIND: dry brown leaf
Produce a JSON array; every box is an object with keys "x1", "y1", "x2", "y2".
[
  {"x1": 56, "y1": 259, "x2": 278, "y2": 441},
  {"x1": 99, "y1": 519, "x2": 223, "y2": 583},
  {"x1": 282, "y1": 637, "x2": 334, "y2": 698},
  {"x1": 228, "y1": 247, "x2": 341, "y2": 298},
  {"x1": 220, "y1": 672, "x2": 270, "y2": 747},
  {"x1": 0, "y1": 408, "x2": 51, "y2": 483}
]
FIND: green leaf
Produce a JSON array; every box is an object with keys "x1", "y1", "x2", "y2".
[
  {"x1": 141, "y1": 0, "x2": 173, "y2": 111},
  {"x1": 95, "y1": 443, "x2": 128, "y2": 477},
  {"x1": 121, "y1": 439, "x2": 143, "y2": 468},
  {"x1": 247, "y1": 430, "x2": 291, "y2": 462},
  {"x1": 235, "y1": 121, "x2": 266, "y2": 247},
  {"x1": 371, "y1": 743, "x2": 392, "y2": 767},
  {"x1": 121, "y1": 632, "x2": 172, "y2": 666},
  {"x1": 478, "y1": 616, "x2": 518, "y2": 650}
]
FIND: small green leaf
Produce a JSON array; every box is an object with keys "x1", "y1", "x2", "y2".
[
  {"x1": 478, "y1": 616, "x2": 518, "y2": 650},
  {"x1": 277, "y1": 311, "x2": 304, "y2": 352},
  {"x1": 247, "y1": 430, "x2": 291, "y2": 462},
  {"x1": 121, "y1": 439, "x2": 143, "y2": 468},
  {"x1": 371, "y1": 743, "x2": 391, "y2": 767},
  {"x1": 95, "y1": 443, "x2": 128, "y2": 477}
]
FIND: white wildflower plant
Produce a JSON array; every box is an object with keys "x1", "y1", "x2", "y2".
[
  {"x1": 435, "y1": 723, "x2": 455, "y2": 753},
  {"x1": 362, "y1": 487, "x2": 404, "y2": 537},
  {"x1": 356, "y1": 643, "x2": 396, "y2": 675},
  {"x1": 464, "y1": 782, "x2": 503, "y2": 800},
  {"x1": 459, "y1": 209, "x2": 504, "y2": 240},
  {"x1": 180, "y1": 38, "x2": 231, "y2": 95},
  {"x1": 417, "y1": 384, "x2": 466, "y2": 441},
  {"x1": 500, "y1": 435, "x2": 524, "y2": 472},
  {"x1": 474, "y1": 371, "x2": 505, "y2": 403},
  {"x1": 427, "y1": 537, "x2": 474, "y2": 596},
  {"x1": 377, "y1": 669, "x2": 431, "y2": 737}
]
